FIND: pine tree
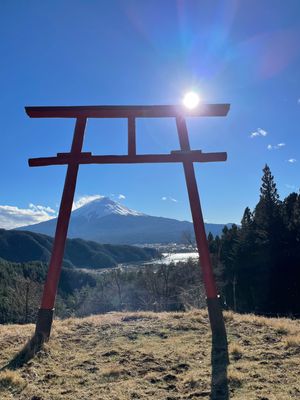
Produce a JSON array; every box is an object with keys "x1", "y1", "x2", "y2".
[
  {"x1": 219, "y1": 224, "x2": 240, "y2": 310},
  {"x1": 254, "y1": 164, "x2": 281, "y2": 234},
  {"x1": 235, "y1": 207, "x2": 264, "y2": 312},
  {"x1": 280, "y1": 191, "x2": 300, "y2": 314},
  {"x1": 260, "y1": 164, "x2": 279, "y2": 202},
  {"x1": 254, "y1": 165, "x2": 285, "y2": 313},
  {"x1": 241, "y1": 207, "x2": 251, "y2": 227}
]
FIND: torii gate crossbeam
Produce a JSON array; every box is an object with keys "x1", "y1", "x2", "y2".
[{"x1": 26, "y1": 104, "x2": 229, "y2": 347}]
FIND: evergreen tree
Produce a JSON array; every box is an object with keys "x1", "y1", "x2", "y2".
[
  {"x1": 207, "y1": 232, "x2": 215, "y2": 253},
  {"x1": 254, "y1": 164, "x2": 281, "y2": 235},
  {"x1": 234, "y1": 206, "x2": 270, "y2": 312},
  {"x1": 241, "y1": 207, "x2": 253, "y2": 229},
  {"x1": 219, "y1": 224, "x2": 240, "y2": 310},
  {"x1": 253, "y1": 165, "x2": 284, "y2": 312},
  {"x1": 280, "y1": 191, "x2": 300, "y2": 314}
]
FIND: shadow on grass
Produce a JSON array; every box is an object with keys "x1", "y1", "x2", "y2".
[
  {"x1": 210, "y1": 334, "x2": 229, "y2": 400},
  {"x1": 1, "y1": 334, "x2": 44, "y2": 371}
]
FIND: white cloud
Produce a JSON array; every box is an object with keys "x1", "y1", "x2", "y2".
[
  {"x1": 251, "y1": 128, "x2": 268, "y2": 138},
  {"x1": 0, "y1": 203, "x2": 56, "y2": 230},
  {"x1": 28, "y1": 203, "x2": 55, "y2": 213},
  {"x1": 258, "y1": 128, "x2": 268, "y2": 136},
  {"x1": 298, "y1": 98, "x2": 300, "y2": 104},
  {"x1": 250, "y1": 128, "x2": 268, "y2": 138},
  {"x1": 288, "y1": 158, "x2": 297, "y2": 163},
  {"x1": 118, "y1": 194, "x2": 126, "y2": 200},
  {"x1": 267, "y1": 143, "x2": 286, "y2": 150},
  {"x1": 161, "y1": 196, "x2": 178, "y2": 203},
  {"x1": 72, "y1": 194, "x2": 104, "y2": 210}
]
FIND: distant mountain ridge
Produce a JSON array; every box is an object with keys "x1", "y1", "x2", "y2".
[
  {"x1": 0, "y1": 229, "x2": 158, "y2": 269},
  {"x1": 17, "y1": 197, "x2": 230, "y2": 244}
]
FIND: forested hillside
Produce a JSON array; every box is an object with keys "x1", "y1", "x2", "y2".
[
  {"x1": 209, "y1": 164, "x2": 300, "y2": 316},
  {"x1": 0, "y1": 259, "x2": 96, "y2": 324},
  {"x1": 0, "y1": 229, "x2": 158, "y2": 268},
  {"x1": 0, "y1": 257, "x2": 204, "y2": 324}
]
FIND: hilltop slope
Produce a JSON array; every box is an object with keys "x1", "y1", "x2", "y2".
[{"x1": 0, "y1": 311, "x2": 299, "y2": 399}]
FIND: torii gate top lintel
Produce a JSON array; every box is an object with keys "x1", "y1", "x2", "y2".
[{"x1": 25, "y1": 103, "x2": 230, "y2": 118}]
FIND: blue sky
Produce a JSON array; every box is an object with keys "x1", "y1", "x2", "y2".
[{"x1": 0, "y1": 0, "x2": 299, "y2": 228}]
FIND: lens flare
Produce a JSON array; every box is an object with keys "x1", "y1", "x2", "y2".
[{"x1": 183, "y1": 91, "x2": 200, "y2": 109}]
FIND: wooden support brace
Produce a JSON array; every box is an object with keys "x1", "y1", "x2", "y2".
[
  {"x1": 28, "y1": 152, "x2": 227, "y2": 167},
  {"x1": 128, "y1": 117, "x2": 136, "y2": 156}
]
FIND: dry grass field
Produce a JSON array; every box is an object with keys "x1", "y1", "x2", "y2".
[{"x1": 0, "y1": 310, "x2": 299, "y2": 400}]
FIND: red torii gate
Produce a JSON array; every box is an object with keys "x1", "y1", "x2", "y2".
[{"x1": 26, "y1": 104, "x2": 229, "y2": 345}]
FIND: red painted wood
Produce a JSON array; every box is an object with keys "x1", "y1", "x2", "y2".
[
  {"x1": 28, "y1": 152, "x2": 227, "y2": 167},
  {"x1": 128, "y1": 117, "x2": 136, "y2": 156},
  {"x1": 40, "y1": 118, "x2": 87, "y2": 309},
  {"x1": 176, "y1": 116, "x2": 218, "y2": 299},
  {"x1": 57, "y1": 152, "x2": 92, "y2": 158},
  {"x1": 25, "y1": 104, "x2": 230, "y2": 118}
]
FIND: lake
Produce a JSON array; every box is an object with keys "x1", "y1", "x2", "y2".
[
  {"x1": 80, "y1": 252, "x2": 200, "y2": 275},
  {"x1": 149, "y1": 252, "x2": 199, "y2": 265}
]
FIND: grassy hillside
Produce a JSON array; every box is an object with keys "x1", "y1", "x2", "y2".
[{"x1": 0, "y1": 311, "x2": 299, "y2": 399}]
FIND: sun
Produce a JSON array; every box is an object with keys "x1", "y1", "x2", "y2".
[{"x1": 182, "y1": 91, "x2": 200, "y2": 109}]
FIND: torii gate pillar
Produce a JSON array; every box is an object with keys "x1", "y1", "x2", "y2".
[
  {"x1": 26, "y1": 104, "x2": 229, "y2": 347},
  {"x1": 35, "y1": 118, "x2": 87, "y2": 337}
]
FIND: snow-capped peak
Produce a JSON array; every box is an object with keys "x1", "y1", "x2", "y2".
[{"x1": 72, "y1": 197, "x2": 144, "y2": 220}]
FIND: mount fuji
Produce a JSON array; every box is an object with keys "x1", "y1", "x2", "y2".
[{"x1": 17, "y1": 197, "x2": 227, "y2": 244}]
